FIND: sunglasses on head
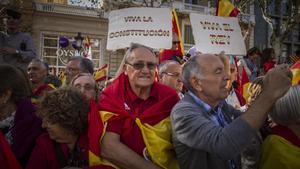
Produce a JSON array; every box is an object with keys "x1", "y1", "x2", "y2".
[{"x1": 126, "y1": 62, "x2": 157, "y2": 70}]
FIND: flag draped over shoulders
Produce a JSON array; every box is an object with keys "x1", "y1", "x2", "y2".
[
  {"x1": 259, "y1": 125, "x2": 300, "y2": 169},
  {"x1": 89, "y1": 73, "x2": 180, "y2": 169}
]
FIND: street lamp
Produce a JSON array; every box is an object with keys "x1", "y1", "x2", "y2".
[
  {"x1": 74, "y1": 32, "x2": 83, "y2": 57},
  {"x1": 75, "y1": 32, "x2": 83, "y2": 49}
]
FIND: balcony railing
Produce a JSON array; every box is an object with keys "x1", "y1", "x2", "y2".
[
  {"x1": 172, "y1": 1, "x2": 208, "y2": 14},
  {"x1": 34, "y1": 2, "x2": 104, "y2": 18}
]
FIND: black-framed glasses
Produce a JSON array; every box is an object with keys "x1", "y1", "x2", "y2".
[
  {"x1": 173, "y1": 41, "x2": 180, "y2": 45},
  {"x1": 126, "y1": 62, "x2": 157, "y2": 70}
]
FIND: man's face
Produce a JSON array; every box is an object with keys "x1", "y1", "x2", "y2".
[
  {"x1": 73, "y1": 75, "x2": 96, "y2": 100},
  {"x1": 6, "y1": 16, "x2": 20, "y2": 30},
  {"x1": 125, "y1": 47, "x2": 158, "y2": 90},
  {"x1": 172, "y1": 33, "x2": 180, "y2": 51},
  {"x1": 160, "y1": 63, "x2": 183, "y2": 93},
  {"x1": 65, "y1": 60, "x2": 81, "y2": 84},
  {"x1": 27, "y1": 62, "x2": 47, "y2": 85},
  {"x1": 197, "y1": 55, "x2": 229, "y2": 104}
]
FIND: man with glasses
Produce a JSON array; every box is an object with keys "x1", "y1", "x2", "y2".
[
  {"x1": 95, "y1": 43, "x2": 180, "y2": 169},
  {"x1": 159, "y1": 32, "x2": 183, "y2": 63},
  {"x1": 0, "y1": 8, "x2": 36, "y2": 71},
  {"x1": 158, "y1": 60, "x2": 184, "y2": 99},
  {"x1": 171, "y1": 53, "x2": 292, "y2": 169}
]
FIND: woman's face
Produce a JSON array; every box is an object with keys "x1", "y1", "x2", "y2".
[
  {"x1": 42, "y1": 118, "x2": 74, "y2": 143},
  {"x1": 0, "y1": 90, "x2": 12, "y2": 120}
]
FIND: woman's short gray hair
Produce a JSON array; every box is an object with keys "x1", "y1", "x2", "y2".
[
  {"x1": 270, "y1": 85, "x2": 300, "y2": 126},
  {"x1": 182, "y1": 54, "x2": 204, "y2": 93}
]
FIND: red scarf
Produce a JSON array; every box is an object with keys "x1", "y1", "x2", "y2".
[
  {"x1": 0, "y1": 131, "x2": 22, "y2": 169},
  {"x1": 90, "y1": 73, "x2": 179, "y2": 156},
  {"x1": 272, "y1": 125, "x2": 300, "y2": 148}
]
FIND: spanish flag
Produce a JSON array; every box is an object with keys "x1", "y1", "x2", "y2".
[
  {"x1": 216, "y1": 0, "x2": 240, "y2": 17},
  {"x1": 240, "y1": 66, "x2": 250, "y2": 101},
  {"x1": 94, "y1": 64, "x2": 108, "y2": 82},
  {"x1": 0, "y1": 131, "x2": 22, "y2": 169},
  {"x1": 291, "y1": 60, "x2": 300, "y2": 85},
  {"x1": 172, "y1": 9, "x2": 184, "y2": 57},
  {"x1": 58, "y1": 70, "x2": 66, "y2": 85}
]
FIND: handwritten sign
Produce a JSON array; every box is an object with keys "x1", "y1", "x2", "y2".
[
  {"x1": 189, "y1": 13, "x2": 246, "y2": 55},
  {"x1": 107, "y1": 7, "x2": 172, "y2": 50}
]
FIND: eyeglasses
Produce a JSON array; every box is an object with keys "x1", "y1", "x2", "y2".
[
  {"x1": 74, "y1": 84, "x2": 95, "y2": 91},
  {"x1": 163, "y1": 72, "x2": 181, "y2": 78},
  {"x1": 173, "y1": 41, "x2": 180, "y2": 45},
  {"x1": 126, "y1": 62, "x2": 157, "y2": 70}
]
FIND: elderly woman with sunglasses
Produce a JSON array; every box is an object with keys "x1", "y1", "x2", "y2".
[{"x1": 26, "y1": 87, "x2": 90, "y2": 169}]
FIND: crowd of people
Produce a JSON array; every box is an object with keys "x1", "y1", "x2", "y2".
[{"x1": 1, "y1": 8, "x2": 300, "y2": 169}]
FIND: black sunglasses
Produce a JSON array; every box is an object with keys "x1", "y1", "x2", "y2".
[{"x1": 126, "y1": 62, "x2": 157, "y2": 70}]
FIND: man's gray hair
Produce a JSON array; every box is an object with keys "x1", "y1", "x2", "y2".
[
  {"x1": 182, "y1": 54, "x2": 204, "y2": 93},
  {"x1": 124, "y1": 43, "x2": 156, "y2": 63},
  {"x1": 270, "y1": 85, "x2": 300, "y2": 126},
  {"x1": 158, "y1": 60, "x2": 180, "y2": 75}
]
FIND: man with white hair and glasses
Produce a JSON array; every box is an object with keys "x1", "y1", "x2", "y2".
[
  {"x1": 158, "y1": 60, "x2": 184, "y2": 99},
  {"x1": 94, "y1": 43, "x2": 180, "y2": 169}
]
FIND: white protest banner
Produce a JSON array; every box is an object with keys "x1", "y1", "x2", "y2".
[
  {"x1": 189, "y1": 13, "x2": 246, "y2": 55},
  {"x1": 107, "y1": 7, "x2": 172, "y2": 50}
]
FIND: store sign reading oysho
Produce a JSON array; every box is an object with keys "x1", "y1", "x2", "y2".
[
  {"x1": 190, "y1": 13, "x2": 246, "y2": 56},
  {"x1": 107, "y1": 7, "x2": 172, "y2": 50}
]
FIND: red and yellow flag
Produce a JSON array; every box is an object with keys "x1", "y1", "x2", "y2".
[
  {"x1": 172, "y1": 9, "x2": 184, "y2": 56},
  {"x1": 291, "y1": 60, "x2": 300, "y2": 85},
  {"x1": 240, "y1": 66, "x2": 250, "y2": 101},
  {"x1": 216, "y1": 0, "x2": 240, "y2": 17},
  {"x1": 94, "y1": 64, "x2": 108, "y2": 82}
]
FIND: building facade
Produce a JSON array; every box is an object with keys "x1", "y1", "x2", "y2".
[
  {"x1": 18, "y1": 0, "x2": 256, "y2": 77},
  {"x1": 254, "y1": 0, "x2": 300, "y2": 62}
]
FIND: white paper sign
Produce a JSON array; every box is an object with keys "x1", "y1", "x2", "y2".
[
  {"x1": 189, "y1": 13, "x2": 246, "y2": 55},
  {"x1": 107, "y1": 7, "x2": 172, "y2": 50}
]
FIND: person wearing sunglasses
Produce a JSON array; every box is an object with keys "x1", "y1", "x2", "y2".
[
  {"x1": 159, "y1": 32, "x2": 183, "y2": 63},
  {"x1": 95, "y1": 43, "x2": 180, "y2": 169},
  {"x1": 0, "y1": 8, "x2": 36, "y2": 71},
  {"x1": 158, "y1": 60, "x2": 184, "y2": 99}
]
